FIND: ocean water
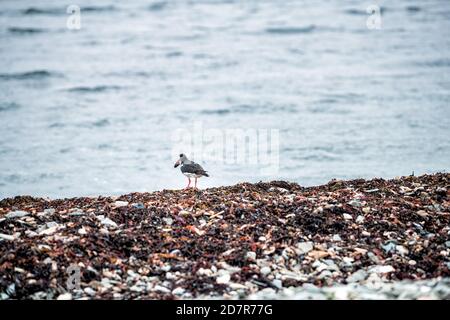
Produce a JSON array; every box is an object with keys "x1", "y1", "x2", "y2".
[{"x1": 0, "y1": 0, "x2": 449, "y2": 199}]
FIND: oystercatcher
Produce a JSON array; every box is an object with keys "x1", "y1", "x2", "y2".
[{"x1": 174, "y1": 154, "x2": 209, "y2": 189}]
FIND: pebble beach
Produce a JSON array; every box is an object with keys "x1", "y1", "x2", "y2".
[{"x1": 0, "y1": 173, "x2": 449, "y2": 300}]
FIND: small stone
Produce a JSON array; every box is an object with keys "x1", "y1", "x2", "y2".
[
  {"x1": 229, "y1": 283, "x2": 247, "y2": 290},
  {"x1": 178, "y1": 210, "x2": 191, "y2": 216},
  {"x1": 312, "y1": 261, "x2": 328, "y2": 272},
  {"x1": 313, "y1": 207, "x2": 324, "y2": 214},
  {"x1": 396, "y1": 245, "x2": 409, "y2": 256},
  {"x1": 246, "y1": 251, "x2": 256, "y2": 261},
  {"x1": 356, "y1": 215, "x2": 364, "y2": 223},
  {"x1": 162, "y1": 217, "x2": 173, "y2": 225},
  {"x1": 369, "y1": 265, "x2": 395, "y2": 274},
  {"x1": 408, "y1": 260, "x2": 417, "y2": 266},
  {"x1": 381, "y1": 241, "x2": 397, "y2": 253},
  {"x1": 260, "y1": 266, "x2": 271, "y2": 275},
  {"x1": 348, "y1": 199, "x2": 362, "y2": 207},
  {"x1": 96, "y1": 215, "x2": 118, "y2": 228},
  {"x1": 6, "y1": 283, "x2": 15, "y2": 296},
  {"x1": 343, "y1": 213, "x2": 353, "y2": 220},
  {"x1": 154, "y1": 285, "x2": 171, "y2": 294},
  {"x1": 161, "y1": 265, "x2": 171, "y2": 272},
  {"x1": 347, "y1": 269, "x2": 368, "y2": 283},
  {"x1": 132, "y1": 203, "x2": 145, "y2": 209},
  {"x1": 165, "y1": 272, "x2": 176, "y2": 280},
  {"x1": 272, "y1": 279, "x2": 283, "y2": 289},
  {"x1": 282, "y1": 247, "x2": 295, "y2": 259},
  {"x1": 323, "y1": 259, "x2": 339, "y2": 271},
  {"x1": 196, "y1": 268, "x2": 213, "y2": 277},
  {"x1": 343, "y1": 257, "x2": 354, "y2": 265},
  {"x1": 362, "y1": 207, "x2": 371, "y2": 214},
  {"x1": 127, "y1": 269, "x2": 139, "y2": 278},
  {"x1": 57, "y1": 293, "x2": 73, "y2": 300},
  {"x1": 68, "y1": 209, "x2": 85, "y2": 216},
  {"x1": 416, "y1": 210, "x2": 428, "y2": 218},
  {"x1": 43, "y1": 257, "x2": 53, "y2": 264},
  {"x1": 308, "y1": 250, "x2": 329, "y2": 260},
  {"x1": 318, "y1": 270, "x2": 332, "y2": 279},
  {"x1": 269, "y1": 187, "x2": 289, "y2": 193},
  {"x1": 114, "y1": 201, "x2": 129, "y2": 207},
  {"x1": 362, "y1": 231, "x2": 370, "y2": 237},
  {"x1": 38, "y1": 222, "x2": 63, "y2": 235},
  {"x1": 0, "y1": 233, "x2": 15, "y2": 241},
  {"x1": 40, "y1": 208, "x2": 55, "y2": 216},
  {"x1": 216, "y1": 273, "x2": 231, "y2": 284},
  {"x1": 399, "y1": 186, "x2": 412, "y2": 193},
  {"x1": 84, "y1": 287, "x2": 96, "y2": 296},
  {"x1": 78, "y1": 227, "x2": 87, "y2": 235},
  {"x1": 332, "y1": 234, "x2": 342, "y2": 242},
  {"x1": 172, "y1": 287, "x2": 185, "y2": 295},
  {"x1": 5, "y1": 210, "x2": 29, "y2": 219},
  {"x1": 296, "y1": 242, "x2": 314, "y2": 255},
  {"x1": 445, "y1": 241, "x2": 450, "y2": 248},
  {"x1": 130, "y1": 285, "x2": 144, "y2": 293}
]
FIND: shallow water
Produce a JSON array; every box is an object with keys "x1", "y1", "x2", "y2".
[{"x1": 0, "y1": 0, "x2": 449, "y2": 199}]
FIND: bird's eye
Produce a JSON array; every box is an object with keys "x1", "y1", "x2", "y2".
[{"x1": 179, "y1": 154, "x2": 183, "y2": 157}]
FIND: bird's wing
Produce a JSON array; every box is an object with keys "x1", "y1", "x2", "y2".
[{"x1": 181, "y1": 163, "x2": 208, "y2": 176}]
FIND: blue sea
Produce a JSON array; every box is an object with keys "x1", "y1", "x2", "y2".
[{"x1": 0, "y1": 0, "x2": 449, "y2": 199}]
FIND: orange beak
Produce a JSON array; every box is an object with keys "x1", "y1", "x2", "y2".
[{"x1": 174, "y1": 159, "x2": 181, "y2": 168}]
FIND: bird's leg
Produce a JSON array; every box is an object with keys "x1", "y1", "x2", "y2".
[
  {"x1": 194, "y1": 177, "x2": 198, "y2": 189},
  {"x1": 185, "y1": 178, "x2": 191, "y2": 189}
]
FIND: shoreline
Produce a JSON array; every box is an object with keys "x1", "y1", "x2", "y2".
[{"x1": 1, "y1": 173, "x2": 449, "y2": 299}]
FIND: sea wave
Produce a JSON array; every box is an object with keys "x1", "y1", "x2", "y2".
[
  {"x1": 200, "y1": 104, "x2": 297, "y2": 115},
  {"x1": 406, "y1": 6, "x2": 422, "y2": 13},
  {"x1": 0, "y1": 70, "x2": 59, "y2": 80},
  {"x1": 148, "y1": 2, "x2": 168, "y2": 11},
  {"x1": 265, "y1": 25, "x2": 316, "y2": 35},
  {"x1": 83, "y1": 5, "x2": 116, "y2": 13},
  {"x1": 0, "y1": 102, "x2": 21, "y2": 112},
  {"x1": 21, "y1": 7, "x2": 61, "y2": 15},
  {"x1": 8, "y1": 27, "x2": 46, "y2": 34},
  {"x1": 66, "y1": 85, "x2": 123, "y2": 93}
]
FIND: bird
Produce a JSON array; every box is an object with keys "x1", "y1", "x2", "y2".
[{"x1": 174, "y1": 154, "x2": 209, "y2": 189}]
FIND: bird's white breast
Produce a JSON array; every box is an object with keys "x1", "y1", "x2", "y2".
[{"x1": 183, "y1": 172, "x2": 203, "y2": 178}]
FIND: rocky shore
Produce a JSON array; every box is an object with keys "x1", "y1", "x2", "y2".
[{"x1": 0, "y1": 173, "x2": 449, "y2": 300}]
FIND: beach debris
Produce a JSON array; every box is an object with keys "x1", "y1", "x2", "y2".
[
  {"x1": 0, "y1": 233, "x2": 15, "y2": 241},
  {"x1": 56, "y1": 293, "x2": 72, "y2": 300},
  {"x1": 0, "y1": 173, "x2": 448, "y2": 300},
  {"x1": 5, "y1": 210, "x2": 29, "y2": 219},
  {"x1": 114, "y1": 201, "x2": 129, "y2": 207},
  {"x1": 96, "y1": 215, "x2": 118, "y2": 229},
  {"x1": 296, "y1": 242, "x2": 314, "y2": 255}
]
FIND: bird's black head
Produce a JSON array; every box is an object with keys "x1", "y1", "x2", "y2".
[{"x1": 174, "y1": 154, "x2": 186, "y2": 168}]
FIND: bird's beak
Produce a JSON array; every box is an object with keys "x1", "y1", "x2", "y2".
[{"x1": 174, "y1": 159, "x2": 181, "y2": 168}]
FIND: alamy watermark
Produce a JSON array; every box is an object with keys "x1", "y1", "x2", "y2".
[
  {"x1": 66, "y1": 5, "x2": 81, "y2": 30},
  {"x1": 66, "y1": 264, "x2": 81, "y2": 291},
  {"x1": 366, "y1": 5, "x2": 382, "y2": 30},
  {"x1": 171, "y1": 122, "x2": 280, "y2": 175}
]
